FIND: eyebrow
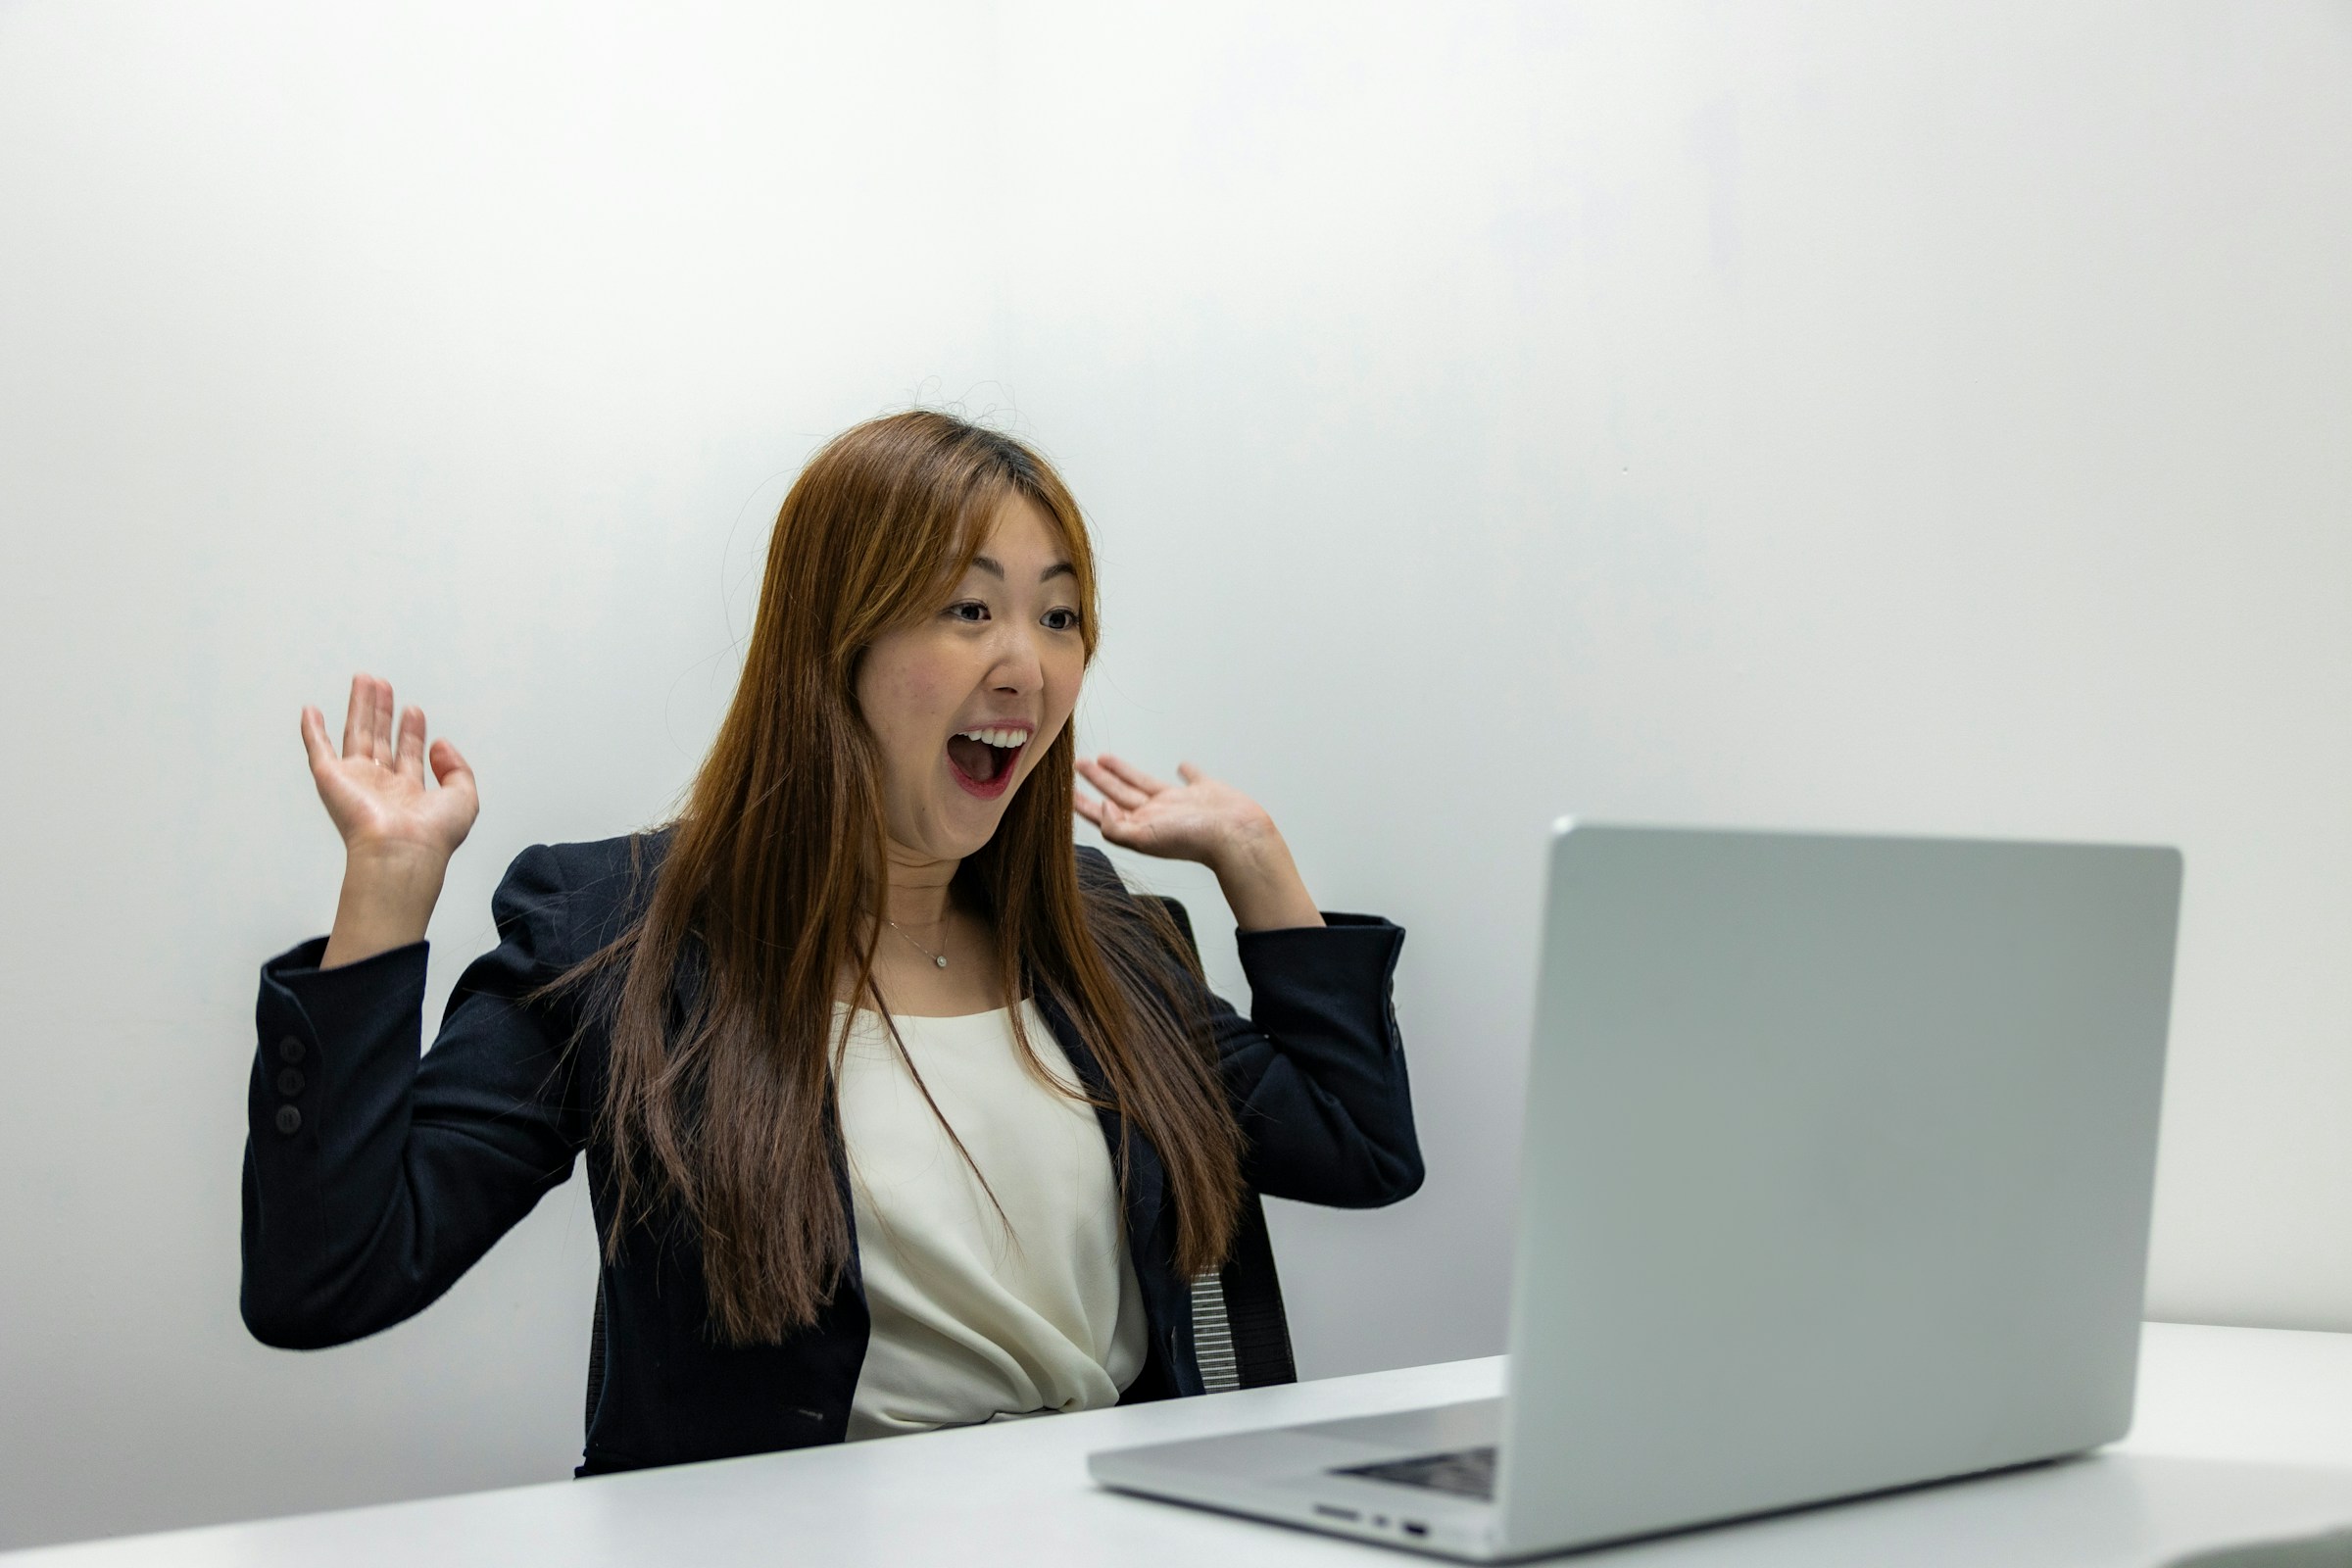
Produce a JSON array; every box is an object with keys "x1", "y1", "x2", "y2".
[{"x1": 969, "y1": 554, "x2": 1077, "y2": 584}]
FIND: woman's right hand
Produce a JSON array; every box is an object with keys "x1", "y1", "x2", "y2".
[{"x1": 303, "y1": 673, "x2": 479, "y2": 966}]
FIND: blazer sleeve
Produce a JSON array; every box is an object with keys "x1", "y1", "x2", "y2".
[
  {"x1": 240, "y1": 843, "x2": 595, "y2": 1348},
  {"x1": 1208, "y1": 913, "x2": 1424, "y2": 1208}
]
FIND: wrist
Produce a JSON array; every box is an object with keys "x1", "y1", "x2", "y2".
[
  {"x1": 324, "y1": 843, "x2": 448, "y2": 967},
  {"x1": 1206, "y1": 815, "x2": 1283, "y2": 884},
  {"x1": 342, "y1": 840, "x2": 450, "y2": 903},
  {"x1": 1210, "y1": 824, "x2": 1324, "y2": 932}
]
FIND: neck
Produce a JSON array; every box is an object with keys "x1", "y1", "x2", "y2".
[{"x1": 880, "y1": 835, "x2": 958, "y2": 928}]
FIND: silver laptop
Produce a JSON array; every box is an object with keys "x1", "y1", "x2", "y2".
[{"x1": 1091, "y1": 821, "x2": 2183, "y2": 1561}]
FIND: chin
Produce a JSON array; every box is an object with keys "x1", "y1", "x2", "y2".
[{"x1": 908, "y1": 804, "x2": 1012, "y2": 864}]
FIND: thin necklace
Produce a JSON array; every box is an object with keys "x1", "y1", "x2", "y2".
[{"x1": 884, "y1": 916, "x2": 951, "y2": 969}]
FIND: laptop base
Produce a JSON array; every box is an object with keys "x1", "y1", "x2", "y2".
[{"x1": 1087, "y1": 1398, "x2": 1507, "y2": 1561}]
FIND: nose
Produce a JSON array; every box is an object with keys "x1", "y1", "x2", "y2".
[{"x1": 987, "y1": 620, "x2": 1046, "y2": 696}]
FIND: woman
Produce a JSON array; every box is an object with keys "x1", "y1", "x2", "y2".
[{"x1": 241, "y1": 411, "x2": 1421, "y2": 1475}]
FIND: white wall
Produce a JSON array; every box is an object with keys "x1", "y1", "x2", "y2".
[{"x1": 3, "y1": 0, "x2": 2348, "y2": 1550}]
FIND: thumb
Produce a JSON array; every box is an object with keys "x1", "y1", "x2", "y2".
[
  {"x1": 429, "y1": 737, "x2": 477, "y2": 794},
  {"x1": 300, "y1": 706, "x2": 337, "y2": 775}
]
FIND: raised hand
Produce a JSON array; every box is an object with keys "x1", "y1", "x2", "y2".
[
  {"x1": 302, "y1": 674, "x2": 479, "y2": 858},
  {"x1": 302, "y1": 673, "x2": 479, "y2": 966},
  {"x1": 1072, "y1": 755, "x2": 1323, "y2": 931},
  {"x1": 1071, "y1": 755, "x2": 1270, "y2": 866}
]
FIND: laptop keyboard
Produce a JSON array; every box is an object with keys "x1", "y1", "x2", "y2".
[{"x1": 1335, "y1": 1446, "x2": 1497, "y2": 1500}]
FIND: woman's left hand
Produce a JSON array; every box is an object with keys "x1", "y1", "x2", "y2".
[{"x1": 1073, "y1": 755, "x2": 1324, "y2": 930}]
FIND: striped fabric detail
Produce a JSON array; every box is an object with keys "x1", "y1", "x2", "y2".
[{"x1": 1189, "y1": 1270, "x2": 1242, "y2": 1394}]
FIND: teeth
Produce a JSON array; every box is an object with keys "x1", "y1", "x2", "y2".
[{"x1": 957, "y1": 726, "x2": 1029, "y2": 749}]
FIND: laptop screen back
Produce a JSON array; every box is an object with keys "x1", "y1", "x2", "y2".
[{"x1": 1496, "y1": 824, "x2": 2180, "y2": 1551}]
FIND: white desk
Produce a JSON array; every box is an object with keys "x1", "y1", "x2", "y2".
[{"x1": 10, "y1": 1324, "x2": 2352, "y2": 1566}]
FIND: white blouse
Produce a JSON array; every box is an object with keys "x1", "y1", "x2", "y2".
[{"x1": 832, "y1": 1001, "x2": 1148, "y2": 1440}]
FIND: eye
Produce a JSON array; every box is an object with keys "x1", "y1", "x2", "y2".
[
  {"x1": 1042, "y1": 607, "x2": 1081, "y2": 632},
  {"x1": 944, "y1": 600, "x2": 990, "y2": 623}
]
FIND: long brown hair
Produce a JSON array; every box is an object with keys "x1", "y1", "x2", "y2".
[{"x1": 581, "y1": 411, "x2": 1241, "y2": 1345}]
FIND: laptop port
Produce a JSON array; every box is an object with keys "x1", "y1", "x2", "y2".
[
  {"x1": 1312, "y1": 1504, "x2": 1361, "y2": 1522},
  {"x1": 1402, "y1": 1521, "x2": 1430, "y2": 1538}
]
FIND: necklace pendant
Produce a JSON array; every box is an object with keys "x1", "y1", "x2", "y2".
[{"x1": 935, "y1": 955, "x2": 950, "y2": 968}]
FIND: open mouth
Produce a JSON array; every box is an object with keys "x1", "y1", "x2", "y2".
[{"x1": 946, "y1": 725, "x2": 1030, "y2": 799}]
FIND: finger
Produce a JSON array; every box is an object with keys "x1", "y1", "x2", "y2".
[
  {"x1": 1176, "y1": 761, "x2": 1205, "y2": 785},
  {"x1": 428, "y1": 738, "x2": 479, "y2": 808},
  {"x1": 1070, "y1": 787, "x2": 1105, "y2": 827},
  {"x1": 397, "y1": 706, "x2": 428, "y2": 782},
  {"x1": 1093, "y1": 796, "x2": 1139, "y2": 846},
  {"x1": 1077, "y1": 756, "x2": 1152, "y2": 810},
  {"x1": 1077, "y1": 761, "x2": 1152, "y2": 808},
  {"x1": 428, "y1": 735, "x2": 470, "y2": 782},
  {"x1": 371, "y1": 679, "x2": 395, "y2": 767},
  {"x1": 301, "y1": 706, "x2": 338, "y2": 776},
  {"x1": 1098, "y1": 799, "x2": 1160, "y2": 853},
  {"x1": 342, "y1": 674, "x2": 370, "y2": 760},
  {"x1": 1096, "y1": 753, "x2": 1172, "y2": 797}
]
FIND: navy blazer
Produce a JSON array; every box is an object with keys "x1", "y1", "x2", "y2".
[{"x1": 241, "y1": 834, "x2": 1421, "y2": 1475}]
